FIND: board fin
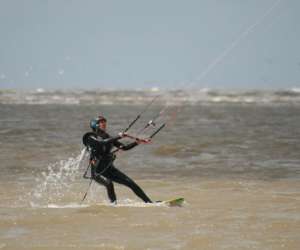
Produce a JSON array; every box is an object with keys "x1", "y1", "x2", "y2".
[{"x1": 157, "y1": 197, "x2": 184, "y2": 207}]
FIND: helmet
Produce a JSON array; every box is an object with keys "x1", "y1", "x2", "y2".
[{"x1": 90, "y1": 116, "x2": 107, "y2": 131}]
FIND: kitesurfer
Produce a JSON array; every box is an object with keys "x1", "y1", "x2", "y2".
[{"x1": 82, "y1": 115, "x2": 152, "y2": 203}]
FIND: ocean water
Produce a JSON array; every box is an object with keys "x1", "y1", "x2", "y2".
[{"x1": 0, "y1": 90, "x2": 300, "y2": 249}]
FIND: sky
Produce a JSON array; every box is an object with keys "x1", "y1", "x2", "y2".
[{"x1": 0, "y1": 0, "x2": 299, "y2": 90}]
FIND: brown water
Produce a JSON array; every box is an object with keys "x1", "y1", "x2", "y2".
[{"x1": 0, "y1": 103, "x2": 300, "y2": 249}]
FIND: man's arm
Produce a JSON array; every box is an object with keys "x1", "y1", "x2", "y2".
[
  {"x1": 83, "y1": 132, "x2": 121, "y2": 149},
  {"x1": 112, "y1": 133, "x2": 151, "y2": 151},
  {"x1": 113, "y1": 140, "x2": 138, "y2": 151}
]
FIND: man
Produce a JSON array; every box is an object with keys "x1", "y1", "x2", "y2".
[{"x1": 82, "y1": 115, "x2": 152, "y2": 203}]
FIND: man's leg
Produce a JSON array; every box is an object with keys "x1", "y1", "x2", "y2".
[
  {"x1": 92, "y1": 164, "x2": 117, "y2": 203},
  {"x1": 93, "y1": 174, "x2": 117, "y2": 203},
  {"x1": 103, "y1": 166, "x2": 152, "y2": 203}
]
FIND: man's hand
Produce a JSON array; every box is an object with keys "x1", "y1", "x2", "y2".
[{"x1": 118, "y1": 132, "x2": 128, "y2": 138}]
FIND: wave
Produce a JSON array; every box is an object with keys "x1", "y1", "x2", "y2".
[{"x1": 1, "y1": 88, "x2": 300, "y2": 105}]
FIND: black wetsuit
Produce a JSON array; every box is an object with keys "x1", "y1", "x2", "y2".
[{"x1": 82, "y1": 130, "x2": 152, "y2": 203}]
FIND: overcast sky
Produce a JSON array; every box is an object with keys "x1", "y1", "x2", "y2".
[{"x1": 0, "y1": 0, "x2": 299, "y2": 90}]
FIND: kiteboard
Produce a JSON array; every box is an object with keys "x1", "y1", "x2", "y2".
[{"x1": 157, "y1": 197, "x2": 184, "y2": 207}]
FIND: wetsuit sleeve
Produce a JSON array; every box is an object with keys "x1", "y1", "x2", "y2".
[
  {"x1": 122, "y1": 141, "x2": 138, "y2": 150},
  {"x1": 83, "y1": 132, "x2": 121, "y2": 149},
  {"x1": 103, "y1": 135, "x2": 122, "y2": 144},
  {"x1": 113, "y1": 140, "x2": 138, "y2": 151}
]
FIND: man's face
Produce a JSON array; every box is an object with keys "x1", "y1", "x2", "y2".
[{"x1": 99, "y1": 119, "x2": 107, "y2": 131}]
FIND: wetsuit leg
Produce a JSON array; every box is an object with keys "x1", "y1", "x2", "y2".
[
  {"x1": 102, "y1": 166, "x2": 152, "y2": 203},
  {"x1": 91, "y1": 164, "x2": 117, "y2": 203},
  {"x1": 93, "y1": 174, "x2": 117, "y2": 203}
]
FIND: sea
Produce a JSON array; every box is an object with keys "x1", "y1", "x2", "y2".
[{"x1": 0, "y1": 88, "x2": 300, "y2": 250}]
